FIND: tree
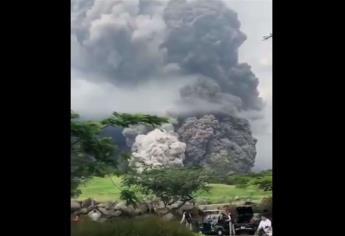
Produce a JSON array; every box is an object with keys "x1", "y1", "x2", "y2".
[
  {"x1": 71, "y1": 112, "x2": 117, "y2": 196},
  {"x1": 71, "y1": 111, "x2": 169, "y2": 197},
  {"x1": 122, "y1": 167, "x2": 209, "y2": 211},
  {"x1": 120, "y1": 189, "x2": 140, "y2": 206},
  {"x1": 101, "y1": 112, "x2": 169, "y2": 128}
]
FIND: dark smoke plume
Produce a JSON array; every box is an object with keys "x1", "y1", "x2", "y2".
[{"x1": 71, "y1": 0, "x2": 266, "y2": 173}]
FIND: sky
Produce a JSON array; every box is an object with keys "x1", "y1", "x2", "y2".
[
  {"x1": 226, "y1": 0, "x2": 272, "y2": 170},
  {"x1": 71, "y1": 0, "x2": 272, "y2": 171}
]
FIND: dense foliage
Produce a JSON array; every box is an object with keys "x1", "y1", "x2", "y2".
[
  {"x1": 71, "y1": 112, "x2": 117, "y2": 196},
  {"x1": 101, "y1": 112, "x2": 169, "y2": 128},
  {"x1": 122, "y1": 167, "x2": 209, "y2": 209},
  {"x1": 120, "y1": 189, "x2": 139, "y2": 206},
  {"x1": 71, "y1": 111, "x2": 169, "y2": 197}
]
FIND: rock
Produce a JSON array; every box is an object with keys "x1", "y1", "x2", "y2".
[
  {"x1": 124, "y1": 205, "x2": 135, "y2": 215},
  {"x1": 88, "y1": 210, "x2": 102, "y2": 221},
  {"x1": 155, "y1": 208, "x2": 169, "y2": 216},
  {"x1": 134, "y1": 209, "x2": 143, "y2": 215},
  {"x1": 111, "y1": 210, "x2": 122, "y2": 217},
  {"x1": 98, "y1": 201, "x2": 114, "y2": 210},
  {"x1": 114, "y1": 201, "x2": 135, "y2": 216},
  {"x1": 81, "y1": 198, "x2": 92, "y2": 208},
  {"x1": 162, "y1": 213, "x2": 175, "y2": 221},
  {"x1": 136, "y1": 203, "x2": 149, "y2": 214},
  {"x1": 98, "y1": 207, "x2": 110, "y2": 216},
  {"x1": 114, "y1": 201, "x2": 127, "y2": 210},
  {"x1": 97, "y1": 203, "x2": 106, "y2": 208},
  {"x1": 79, "y1": 208, "x2": 88, "y2": 214},
  {"x1": 71, "y1": 200, "x2": 81, "y2": 211}
]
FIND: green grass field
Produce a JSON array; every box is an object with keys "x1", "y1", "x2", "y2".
[{"x1": 74, "y1": 176, "x2": 271, "y2": 204}]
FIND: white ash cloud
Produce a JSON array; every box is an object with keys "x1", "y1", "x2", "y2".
[{"x1": 130, "y1": 128, "x2": 186, "y2": 172}]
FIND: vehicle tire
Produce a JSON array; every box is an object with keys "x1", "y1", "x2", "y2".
[{"x1": 217, "y1": 229, "x2": 223, "y2": 235}]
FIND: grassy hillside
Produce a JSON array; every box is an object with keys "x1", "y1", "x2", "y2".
[{"x1": 74, "y1": 176, "x2": 271, "y2": 204}]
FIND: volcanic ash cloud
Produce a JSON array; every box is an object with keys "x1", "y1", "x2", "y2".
[
  {"x1": 71, "y1": 0, "x2": 266, "y2": 173},
  {"x1": 130, "y1": 128, "x2": 186, "y2": 172}
]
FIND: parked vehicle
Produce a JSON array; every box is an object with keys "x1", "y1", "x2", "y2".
[
  {"x1": 233, "y1": 206, "x2": 259, "y2": 235},
  {"x1": 198, "y1": 210, "x2": 229, "y2": 235},
  {"x1": 198, "y1": 206, "x2": 259, "y2": 235}
]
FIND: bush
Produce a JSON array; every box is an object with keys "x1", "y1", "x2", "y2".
[{"x1": 71, "y1": 217, "x2": 196, "y2": 236}]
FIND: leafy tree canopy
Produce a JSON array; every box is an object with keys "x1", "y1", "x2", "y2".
[
  {"x1": 102, "y1": 112, "x2": 169, "y2": 128},
  {"x1": 122, "y1": 167, "x2": 209, "y2": 210},
  {"x1": 71, "y1": 111, "x2": 169, "y2": 197}
]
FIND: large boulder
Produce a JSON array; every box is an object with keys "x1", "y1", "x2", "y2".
[
  {"x1": 114, "y1": 201, "x2": 135, "y2": 216},
  {"x1": 136, "y1": 203, "x2": 149, "y2": 214},
  {"x1": 81, "y1": 198, "x2": 96, "y2": 208},
  {"x1": 155, "y1": 208, "x2": 169, "y2": 216},
  {"x1": 71, "y1": 200, "x2": 81, "y2": 212},
  {"x1": 110, "y1": 210, "x2": 122, "y2": 217},
  {"x1": 162, "y1": 213, "x2": 175, "y2": 221},
  {"x1": 97, "y1": 207, "x2": 110, "y2": 216},
  {"x1": 88, "y1": 210, "x2": 102, "y2": 221},
  {"x1": 98, "y1": 201, "x2": 115, "y2": 210},
  {"x1": 79, "y1": 208, "x2": 88, "y2": 214}
]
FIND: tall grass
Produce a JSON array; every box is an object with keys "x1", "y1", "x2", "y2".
[{"x1": 71, "y1": 217, "x2": 196, "y2": 236}]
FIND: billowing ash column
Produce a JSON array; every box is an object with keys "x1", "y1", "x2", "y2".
[
  {"x1": 129, "y1": 128, "x2": 186, "y2": 172},
  {"x1": 176, "y1": 114, "x2": 257, "y2": 175}
]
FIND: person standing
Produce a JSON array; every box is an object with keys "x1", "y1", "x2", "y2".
[
  {"x1": 255, "y1": 215, "x2": 272, "y2": 236},
  {"x1": 180, "y1": 210, "x2": 193, "y2": 230},
  {"x1": 226, "y1": 210, "x2": 236, "y2": 236}
]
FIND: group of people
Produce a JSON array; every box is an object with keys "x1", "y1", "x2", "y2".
[
  {"x1": 73, "y1": 207, "x2": 272, "y2": 236},
  {"x1": 180, "y1": 209, "x2": 272, "y2": 236}
]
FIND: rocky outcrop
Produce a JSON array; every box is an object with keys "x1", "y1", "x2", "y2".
[
  {"x1": 71, "y1": 199, "x2": 199, "y2": 221},
  {"x1": 71, "y1": 200, "x2": 81, "y2": 212}
]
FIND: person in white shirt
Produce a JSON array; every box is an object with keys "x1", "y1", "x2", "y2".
[{"x1": 255, "y1": 215, "x2": 272, "y2": 236}]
